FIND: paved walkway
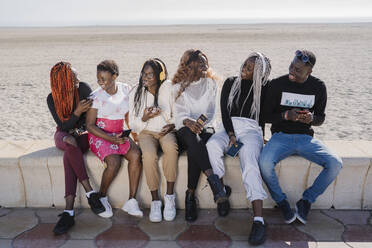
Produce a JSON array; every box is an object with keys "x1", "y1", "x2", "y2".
[{"x1": 0, "y1": 207, "x2": 371, "y2": 248}]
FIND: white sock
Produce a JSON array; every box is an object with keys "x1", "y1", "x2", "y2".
[
  {"x1": 254, "y1": 216, "x2": 264, "y2": 224},
  {"x1": 86, "y1": 190, "x2": 95, "y2": 198},
  {"x1": 64, "y1": 210, "x2": 74, "y2": 216}
]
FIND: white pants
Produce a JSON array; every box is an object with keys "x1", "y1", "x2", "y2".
[{"x1": 206, "y1": 117, "x2": 267, "y2": 202}]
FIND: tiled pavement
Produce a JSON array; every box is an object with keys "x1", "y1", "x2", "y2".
[{"x1": 0, "y1": 207, "x2": 371, "y2": 248}]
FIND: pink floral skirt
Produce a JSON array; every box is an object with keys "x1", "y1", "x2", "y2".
[{"x1": 88, "y1": 118, "x2": 130, "y2": 162}]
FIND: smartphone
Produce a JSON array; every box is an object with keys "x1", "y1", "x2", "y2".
[
  {"x1": 196, "y1": 114, "x2": 208, "y2": 126},
  {"x1": 226, "y1": 141, "x2": 244, "y2": 158},
  {"x1": 120, "y1": 129, "x2": 132, "y2": 138}
]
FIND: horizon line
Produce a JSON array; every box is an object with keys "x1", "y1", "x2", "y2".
[{"x1": 1, "y1": 17, "x2": 372, "y2": 28}]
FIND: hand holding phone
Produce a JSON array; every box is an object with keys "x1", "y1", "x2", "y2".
[
  {"x1": 120, "y1": 129, "x2": 132, "y2": 138},
  {"x1": 226, "y1": 141, "x2": 244, "y2": 157},
  {"x1": 196, "y1": 114, "x2": 208, "y2": 126}
]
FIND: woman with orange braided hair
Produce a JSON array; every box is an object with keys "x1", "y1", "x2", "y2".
[{"x1": 47, "y1": 62, "x2": 105, "y2": 235}]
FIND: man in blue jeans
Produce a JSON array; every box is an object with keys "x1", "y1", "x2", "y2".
[{"x1": 259, "y1": 50, "x2": 342, "y2": 224}]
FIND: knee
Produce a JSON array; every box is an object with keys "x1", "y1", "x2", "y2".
[
  {"x1": 206, "y1": 138, "x2": 221, "y2": 153},
  {"x1": 128, "y1": 149, "x2": 142, "y2": 166},
  {"x1": 64, "y1": 144, "x2": 79, "y2": 153},
  {"x1": 106, "y1": 162, "x2": 121, "y2": 174},
  {"x1": 179, "y1": 127, "x2": 194, "y2": 140},
  {"x1": 258, "y1": 154, "x2": 275, "y2": 175},
  {"x1": 142, "y1": 151, "x2": 158, "y2": 164},
  {"x1": 326, "y1": 156, "x2": 343, "y2": 173},
  {"x1": 105, "y1": 156, "x2": 121, "y2": 171},
  {"x1": 162, "y1": 142, "x2": 178, "y2": 155}
]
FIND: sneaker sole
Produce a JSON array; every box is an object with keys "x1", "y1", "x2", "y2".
[
  {"x1": 284, "y1": 214, "x2": 297, "y2": 224},
  {"x1": 98, "y1": 211, "x2": 113, "y2": 218},
  {"x1": 164, "y1": 214, "x2": 176, "y2": 221},
  {"x1": 215, "y1": 196, "x2": 228, "y2": 204},
  {"x1": 149, "y1": 217, "x2": 162, "y2": 222},
  {"x1": 53, "y1": 223, "x2": 75, "y2": 235},
  {"x1": 90, "y1": 208, "x2": 105, "y2": 215},
  {"x1": 295, "y1": 206, "x2": 307, "y2": 224},
  {"x1": 122, "y1": 207, "x2": 143, "y2": 218}
]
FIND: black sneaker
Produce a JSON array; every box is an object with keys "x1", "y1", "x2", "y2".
[
  {"x1": 296, "y1": 199, "x2": 311, "y2": 224},
  {"x1": 185, "y1": 190, "x2": 197, "y2": 222},
  {"x1": 248, "y1": 220, "x2": 266, "y2": 246},
  {"x1": 53, "y1": 212, "x2": 74, "y2": 235},
  {"x1": 88, "y1": 192, "x2": 105, "y2": 215},
  {"x1": 217, "y1": 185, "x2": 231, "y2": 217},
  {"x1": 277, "y1": 199, "x2": 296, "y2": 224}
]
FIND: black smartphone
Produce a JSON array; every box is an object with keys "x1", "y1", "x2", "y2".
[
  {"x1": 196, "y1": 114, "x2": 208, "y2": 126},
  {"x1": 120, "y1": 129, "x2": 132, "y2": 138},
  {"x1": 226, "y1": 141, "x2": 244, "y2": 157}
]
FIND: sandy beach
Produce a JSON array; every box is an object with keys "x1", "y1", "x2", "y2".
[{"x1": 0, "y1": 23, "x2": 371, "y2": 141}]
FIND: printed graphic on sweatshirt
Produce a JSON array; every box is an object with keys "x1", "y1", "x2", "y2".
[{"x1": 280, "y1": 92, "x2": 315, "y2": 108}]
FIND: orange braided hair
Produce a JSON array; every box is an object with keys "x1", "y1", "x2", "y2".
[{"x1": 50, "y1": 62, "x2": 79, "y2": 122}]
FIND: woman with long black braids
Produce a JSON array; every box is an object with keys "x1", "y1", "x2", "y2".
[{"x1": 129, "y1": 58, "x2": 178, "y2": 223}]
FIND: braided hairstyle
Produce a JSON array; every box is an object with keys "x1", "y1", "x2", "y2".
[
  {"x1": 133, "y1": 58, "x2": 168, "y2": 116},
  {"x1": 50, "y1": 62, "x2": 79, "y2": 122},
  {"x1": 227, "y1": 52, "x2": 271, "y2": 122}
]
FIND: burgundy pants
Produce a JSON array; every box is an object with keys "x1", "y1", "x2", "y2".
[{"x1": 54, "y1": 128, "x2": 90, "y2": 197}]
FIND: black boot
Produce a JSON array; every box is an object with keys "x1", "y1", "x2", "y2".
[
  {"x1": 185, "y1": 190, "x2": 197, "y2": 222},
  {"x1": 207, "y1": 174, "x2": 227, "y2": 203},
  {"x1": 217, "y1": 185, "x2": 231, "y2": 217}
]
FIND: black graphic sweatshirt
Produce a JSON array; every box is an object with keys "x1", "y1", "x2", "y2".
[{"x1": 262, "y1": 74, "x2": 327, "y2": 136}]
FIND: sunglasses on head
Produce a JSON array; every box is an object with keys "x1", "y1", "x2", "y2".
[
  {"x1": 295, "y1": 50, "x2": 313, "y2": 66},
  {"x1": 186, "y1": 50, "x2": 203, "y2": 65}
]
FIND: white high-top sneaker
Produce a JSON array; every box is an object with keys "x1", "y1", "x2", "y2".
[
  {"x1": 163, "y1": 194, "x2": 176, "y2": 221},
  {"x1": 149, "y1": 200, "x2": 162, "y2": 222}
]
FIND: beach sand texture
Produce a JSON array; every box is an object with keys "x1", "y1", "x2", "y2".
[{"x1": 0, "y1": 23, "x2": 371, "y2": 141}]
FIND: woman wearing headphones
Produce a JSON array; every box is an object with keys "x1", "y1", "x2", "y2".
[{"x1": 129, "y1": 58, "x2": 178, "y2": 222}]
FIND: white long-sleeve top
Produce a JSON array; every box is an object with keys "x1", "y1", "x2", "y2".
[
  {"x1": 174, "y1": 77, "x2": 217, "y2": 130},
  {"x1": 129, "y1": 80, "x2": 175, "y2": 134}
]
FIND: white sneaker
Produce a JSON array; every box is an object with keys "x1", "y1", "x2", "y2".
[
  {"x1": 122, "y1": 198, "x2": 143, "y2": 217},
  {"x1": 163, "y1": 194, "x2": 176, "y2": 221},
  {"x1": 98, "y1": 196, "x2": 113, "y2": 218},
  {"x1": 149, "y1": 200, "x2": 162, "y2": 222}
]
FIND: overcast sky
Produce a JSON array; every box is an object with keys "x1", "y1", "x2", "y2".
[{"x1": 1, "y1": 0, "x2": 372, "y2": 27}]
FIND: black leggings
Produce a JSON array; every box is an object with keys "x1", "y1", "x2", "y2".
[{"x1": 177, "y1": 127, "x2": 213, "y2": 190}]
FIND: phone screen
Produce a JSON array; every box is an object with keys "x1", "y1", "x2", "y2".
[
  {"x1": 197, "y1": 114, "x2": 208, "y2": 126},
  {"x1": 120, "y1": 129, "x2": 131, "y2": 138}
]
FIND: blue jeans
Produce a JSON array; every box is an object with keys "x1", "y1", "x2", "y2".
[{"x1": 259, "y1": 132, "x2": 342, "y2": 203}]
